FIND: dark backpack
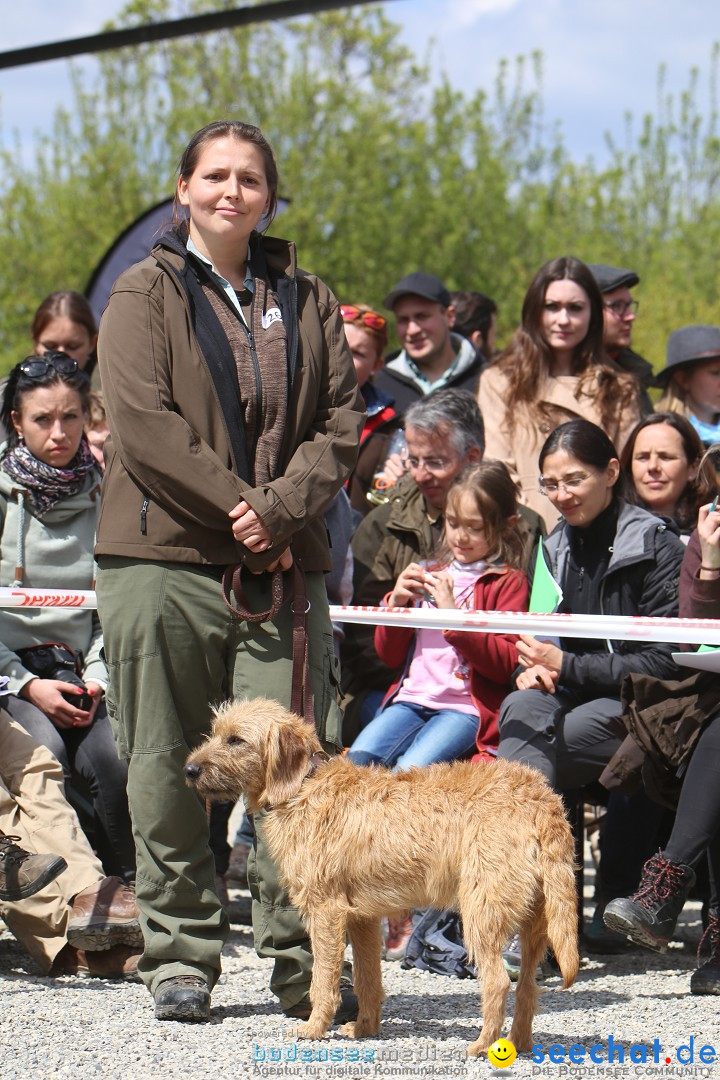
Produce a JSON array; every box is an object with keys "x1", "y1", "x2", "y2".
[{"x1": 401, "y1": 908, "x2": 477, "y2": 979}]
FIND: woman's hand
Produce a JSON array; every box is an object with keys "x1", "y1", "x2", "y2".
[
  {"x1": 425, "y1": 570, "x2": 456, "y2": 609},
  {"x1": 516, "y1": 634, "x2": 563, "y2": 674},
  {"x1": 229, "y1": 500, "x2": 272, "y2": 551},
  {"x1": 698, "y1": 501, "x2": 720, "y2": 573},
  {"x1": 516, "y1": 664, "x2": 558, "y2": 692},
  {"x1": 19, "y1": 678, "x2": 95, "y2": 729},
  {"x1": 387, "y1": 563, "x2": 428, "y2": 607}
]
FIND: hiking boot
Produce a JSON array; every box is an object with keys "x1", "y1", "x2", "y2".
[
  {"x1": 584, "y1": 903, "x2": 634, "y2": 954},
  {"x1": 384, "y1": 912, "x2": 413, "y2": 961},
  {"x1": 0, "y1": 834, "x2": 67, "y2": 901},
  {"x1": 603, "y1": 851, "x2": 696, "y2": 953},
  {"x1": 154, "y1": 975, "x2": 211, "y2": 1021},
  {"x1": 67, "y1": 876, "x2": 143, "y2": 951},
  {"x1": 50, "y1": 943, "x2": 141, "y2": 980},
  {"x1": 283, "y1": 976, "x2": 358, "y2": 1023},
  {"x1": 691, "y1": 908, "x2": 720, "y2": 995}
]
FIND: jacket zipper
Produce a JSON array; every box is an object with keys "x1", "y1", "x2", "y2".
[
  {"x1": 140, "y1": 497, "x2": 149, "y2": 535},
  {"x1": 243, "y1": 294, "x2": 262, "y2": 465}
]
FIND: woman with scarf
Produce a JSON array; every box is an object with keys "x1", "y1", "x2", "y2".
[{"x1": 0, "y1": 353, "x2": 135, "y2": 884}]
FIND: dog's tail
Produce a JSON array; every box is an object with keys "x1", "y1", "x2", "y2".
[{"x1": 537, "y1": 800, "x2": 580, "y2": 989}]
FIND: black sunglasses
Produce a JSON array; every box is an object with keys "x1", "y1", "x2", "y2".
[{"x1": 19, "y1": 351, "x2": 79, "y2": 379}]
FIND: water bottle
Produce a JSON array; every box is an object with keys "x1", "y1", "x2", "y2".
[{"x1": 366, "y1": 429, "x2": 408, "y2": 506}]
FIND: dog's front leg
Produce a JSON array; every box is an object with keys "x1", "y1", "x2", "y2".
[{"x1": 292, "y1": 906, "x2": 347, "y2": 1041}]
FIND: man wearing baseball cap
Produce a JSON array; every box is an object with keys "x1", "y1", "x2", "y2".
[
  {"x1": 589, "y1": 263, "x2": 653, "y2": 410},
  {"x1": 374, "y1": 272, "x2": 484, "y2": 414}
]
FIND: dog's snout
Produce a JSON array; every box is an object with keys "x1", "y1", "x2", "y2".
[{"x1": 184, "y1": 762, "x2": 202, "y2": 781}]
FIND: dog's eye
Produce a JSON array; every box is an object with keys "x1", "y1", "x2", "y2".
[{"x1": 226, "y1": 735, "x2": 246, "y2": 747}]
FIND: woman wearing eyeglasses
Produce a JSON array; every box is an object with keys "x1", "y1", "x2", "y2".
[
  {"x1": 0, "y1": 354, "x2": 136, "y2": 889},
  {"x1": 340, "y1": 303, "x2": 403, "y2": 514},
  {"x1": 496, "y1": 418, "x2": 685, "y2": 943},
  {"x1": 478, "y1": 256, "x2": 643, "y2": 530}
]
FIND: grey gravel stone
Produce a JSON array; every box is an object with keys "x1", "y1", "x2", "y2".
[{"x1": 0, "y1": 872, "x2": 718, "y2": 1079}]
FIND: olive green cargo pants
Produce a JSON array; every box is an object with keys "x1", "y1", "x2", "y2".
[{"x1": 96, "y1": 557, "x2": 344, "y2": 1007}]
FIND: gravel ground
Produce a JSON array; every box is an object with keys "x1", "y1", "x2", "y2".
[{"x1": 0, "y1": 863, "x2": 718, "y2": 1080}]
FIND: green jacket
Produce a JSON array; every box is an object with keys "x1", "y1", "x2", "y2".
[
  {"x1": 0, "y1": 465, "x2": 106, "y2": 693},
  {"x1": 96, "y1": 230, "x2": 364, "y2": 572}
]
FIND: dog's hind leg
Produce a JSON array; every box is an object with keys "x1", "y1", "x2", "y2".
[
  {"x1": 294, "y1": 904, "x2": 347, "y2": 1041},
  {"x1": 462, "y1": 900, "x2": 512, "y2": 1057},
  {"x1": 509, "y1": 902, "x2": 547, "y2": 1052},
  {"x1": 339, "y1": 916, "x2": 384, "y2": 1039}
]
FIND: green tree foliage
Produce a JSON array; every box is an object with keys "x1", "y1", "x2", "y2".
[{"x1": 0, "y1": 1, "x2": 718, "y2": 373}]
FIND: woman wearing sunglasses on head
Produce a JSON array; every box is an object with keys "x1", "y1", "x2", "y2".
[
  {"x1": 496, "y1": 419, "x2": 686, "y2": 940},
  {"x1": 0, "y1": 354, "x2": 137, "y2": 921},
  {"x1": 478, "y1": 256, "x2": 644, "y2": 531},
  {"x1": 340, "y1": 303, "x2": 404, "y2": 514}
]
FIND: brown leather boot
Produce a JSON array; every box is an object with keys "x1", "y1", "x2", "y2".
[
  {"x1": 51, "y1": 942, "x2": 141, "y2": 980},
  {"x1": 0, "y1": 834, "x2": 67, "y2": 901},
  {"x1": 67, "y1": 876, "x2": 143, "y2": 951}
]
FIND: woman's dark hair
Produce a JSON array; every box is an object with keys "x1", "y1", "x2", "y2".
[
  {"x1": 31, "y1": 291, "x2": 98, "y2": 375},
  {"x1": 172, "y1": 120, "x2": 279, "y2": 228},
  {"x1": 450, "y1": 290, "x2": 497, "y2": 355},
  {"x1": 494, "y1": 256, "x2": 640, "y2": 433},
  {"x1": 434, "y1": 460, "x2": 524, "y2": 569},
  {"x1": 620, "y1": 412, "x2": 708, "y2": 529},
  {"x1": 1, "y1": 356, "x2": 91, "y2": 452},
  {"x1": 538, "y1": 419, "x2": 623, "y2": 495}
]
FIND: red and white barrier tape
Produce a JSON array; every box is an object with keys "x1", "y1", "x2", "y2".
[
  {"x1": 3, "y1": 588, "x2": 719, "y2": 646},
  {"x1": 330, "y1": 605, "x2": 720, "y2": 646}
]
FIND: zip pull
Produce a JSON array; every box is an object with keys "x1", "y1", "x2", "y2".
[{"x1": 140, "y1": 498, "x2": 149, "y2": 535}]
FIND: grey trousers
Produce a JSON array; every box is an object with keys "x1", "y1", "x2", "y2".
[{"x1": 496, "y1": 687, "x2": 626, "y2": 790}]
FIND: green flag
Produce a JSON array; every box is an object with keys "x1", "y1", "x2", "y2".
[{"x1": 529, "y1": 537, "x2": 563, "y2": 614}]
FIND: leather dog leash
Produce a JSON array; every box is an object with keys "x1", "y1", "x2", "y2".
[{"x1": 222, "y1": 560, "x2": 314, "y2": 728}]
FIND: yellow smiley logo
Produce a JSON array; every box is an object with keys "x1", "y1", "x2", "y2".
[{"x1": 487, "y1": 1038, "x2": 517, "y2": 1068}]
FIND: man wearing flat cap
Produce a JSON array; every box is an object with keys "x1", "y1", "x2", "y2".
[
  {"x1": 374, "y1": 272, "x2": 483, "y2": 415},
  {"x1": 589, "y1": 263, "x2": 653, "y2": 411}
]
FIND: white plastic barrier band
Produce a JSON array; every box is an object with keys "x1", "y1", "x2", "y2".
[
  {"x1": 2, "y1": 588, "x2": 719, "y2": 646},
  {"x1": 329, "y1": 605, "x2": 720, "y2": 646}
]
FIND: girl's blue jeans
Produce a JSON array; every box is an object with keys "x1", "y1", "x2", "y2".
[{"x1": 346, "y1": 700, "x2": 479, "y2": 770}]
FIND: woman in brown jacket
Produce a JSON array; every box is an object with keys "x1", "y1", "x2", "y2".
[
  {"x1": 478, "y1": 256, "x2": 642, "y2": 530},
  {"x1": 95, "y1": 121, "x2": 364, "y2": 1023}
]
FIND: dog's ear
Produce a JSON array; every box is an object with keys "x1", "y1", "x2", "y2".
[{"x1": 262, "y1": 721, "x2": 312, "y2": 807}]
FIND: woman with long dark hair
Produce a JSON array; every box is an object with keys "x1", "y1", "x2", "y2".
[
  {"x1": 478, "y1": 257, "x2": 643, "y2": 528},
  {"x1": 496, "y1": 419, "x2": 686, "y2": 954}
]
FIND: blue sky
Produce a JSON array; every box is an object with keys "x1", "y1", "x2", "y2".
[{"x1": 0, "y1": 0, "x2": 717, "y2": 164}]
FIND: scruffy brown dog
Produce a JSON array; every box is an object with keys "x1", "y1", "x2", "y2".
[{"x1": 184, "y1": 698, "x2": 578, "y2": 1055}]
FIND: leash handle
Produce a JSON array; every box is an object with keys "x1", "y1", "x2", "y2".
[
  {"x1": 222, "y1": 559, "x2": 315, "y2": 727},
  {"x1": 222, "y1": 563, "x2": 285, "y2": 623}
]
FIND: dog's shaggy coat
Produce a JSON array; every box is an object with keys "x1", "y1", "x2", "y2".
[{"x1": 185, "y1": 698, "x2": 578, "y2": 1055}]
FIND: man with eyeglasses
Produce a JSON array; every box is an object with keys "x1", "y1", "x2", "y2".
[
  {"x1": 374, "y1": 273, "x2": 484, "y2": 415},
  {"x1": 340, "y1": 389, "x2": 543, "y2": 743},
  {"x1": 589, "y1": 263, "x2": 653, "y2": 412}
]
